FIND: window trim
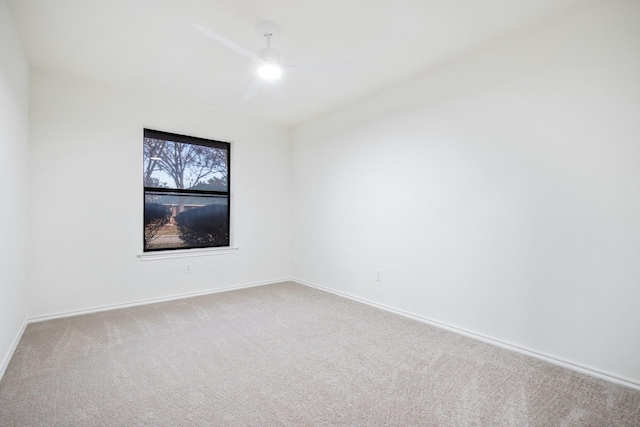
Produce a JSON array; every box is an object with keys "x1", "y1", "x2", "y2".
[
  {"x1": 137, "y1": 246, "x2": 239, "y2": 261},
  {"x1": 143, "y1": 128, "x2": 232, "y2": 253}
]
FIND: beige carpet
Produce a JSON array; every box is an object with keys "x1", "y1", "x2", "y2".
[{"x1": 1, "y1": 281, "x2": 639, "y2": 426}]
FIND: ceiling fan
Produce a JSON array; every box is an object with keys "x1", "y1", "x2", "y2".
[{"x1": 192, "y1": 20, "x2": 287, "y2": 81}]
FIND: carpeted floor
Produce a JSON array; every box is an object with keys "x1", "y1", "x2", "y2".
[{"x1": 1, "y1": 281, "x2": 639, "y2": 426}]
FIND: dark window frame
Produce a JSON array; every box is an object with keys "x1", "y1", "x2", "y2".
[{"x1": 143, "y1": 128, "x2": 231, "y2": 252}]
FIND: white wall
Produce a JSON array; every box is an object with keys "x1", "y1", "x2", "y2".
[
  {"x1": 0, "y1": 0, "x2": 29, "y2": 374},
  {"x1": 28, "y1": 70, "x2": 292, "y2": 318},
  {"x1": 292, "y1": 0, "x2": 640, "y2": 385}
]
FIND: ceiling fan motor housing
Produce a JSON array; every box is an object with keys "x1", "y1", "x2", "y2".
[{"x1": 259, "y1": 46, "x2": 280, "y2": 64}]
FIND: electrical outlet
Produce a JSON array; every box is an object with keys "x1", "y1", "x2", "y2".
[
  {"x1": 184, "y1": 263, "x2": 192, "y2": 274},
  {"x1": 375, "y1": 269, "x2": 382, "y2": 282}
]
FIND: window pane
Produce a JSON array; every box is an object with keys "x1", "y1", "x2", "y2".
[
  {"x1": 143, "y1": 138, "x2": 228, "y2": 192},
  {"x1": 144, "y1": 192, "x2": 229, "y2": 251}
]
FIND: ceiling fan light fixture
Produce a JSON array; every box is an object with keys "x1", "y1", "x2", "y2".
[
  {"x1": 257, "y1": 31, "x2": 282, "y2": 80},
  {"x1": 257, "y1": 62, "x2": 282, "y2": 80}
]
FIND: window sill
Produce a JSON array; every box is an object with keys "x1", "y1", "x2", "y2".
[{"x1": 137, "y1": 246, "x2": 239, "y2": 261}]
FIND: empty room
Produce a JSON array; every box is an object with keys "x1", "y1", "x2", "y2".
[{"x1": 1, "y1": 0, "x2": 639, "y2": 425}]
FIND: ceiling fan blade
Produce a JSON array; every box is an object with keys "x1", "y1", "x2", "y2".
[
  {"x1": 286, "y1": 60, "x2": 354, "y2": 74},
  {"x1": 191, "y1": 24, "x2": 261, "y2": 62}
]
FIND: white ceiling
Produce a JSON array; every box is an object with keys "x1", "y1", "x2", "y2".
[{"x1": 8, "y1": 0, "x2": 582, "y2": 127}]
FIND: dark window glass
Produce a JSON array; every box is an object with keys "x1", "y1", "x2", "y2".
[{"x1": 143, "y1": 129, "x2": 230, "y2": 251}]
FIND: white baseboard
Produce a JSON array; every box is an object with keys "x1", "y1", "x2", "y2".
[
  {"x1": 0, "y1": 319, "x2": 28, "y2": 382},
  {"x1": 293, "y1": 278, "x2": 640, "y2": 391},
  {"x1": 28, "y1": 278, "x2": 291, "y2": 323}
]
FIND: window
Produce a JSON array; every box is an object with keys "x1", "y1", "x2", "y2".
[{"x1": 143, "y1": 129, "x2": 230, "y2": 252}]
